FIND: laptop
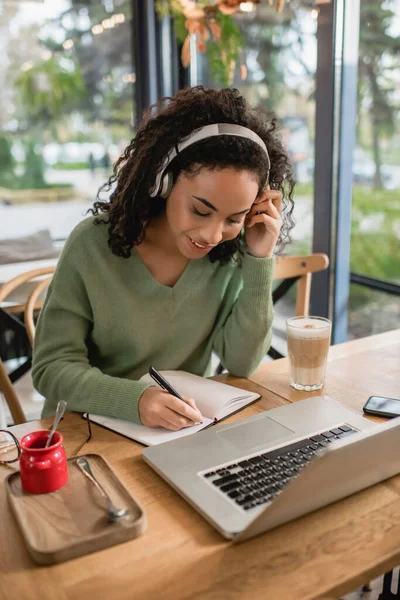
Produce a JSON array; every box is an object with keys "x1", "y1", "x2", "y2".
[{"x1": 142, "y1": 395, "x2": 400, "y2": 542}]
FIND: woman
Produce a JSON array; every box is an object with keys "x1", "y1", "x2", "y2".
[{"x1": 32, "y1": 86, "x2": 295, "y2": 430}]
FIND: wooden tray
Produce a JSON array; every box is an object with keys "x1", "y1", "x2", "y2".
[{"x1": 5, "y1": 453, "x2": 147, "y2": 565}]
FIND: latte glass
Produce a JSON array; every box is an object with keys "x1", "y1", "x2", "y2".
[{"x1": 286, "y1": 316, "x2": 332, "y2": 391}]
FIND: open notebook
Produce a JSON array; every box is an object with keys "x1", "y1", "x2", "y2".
[{"x1": 88, "y1": 370, "x2": 260, "y2": 446}]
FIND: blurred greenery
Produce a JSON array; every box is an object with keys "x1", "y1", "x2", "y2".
[
  {"x1": 22, "y1": 140, "x2": 46, "y2": 188},
  {"x1": 53, "y1": 162, "x2": 89, "y2": 170},
  {"x1": 350, "y1": 186, "x2": 399, "y2": 308},
  {"x1": 293, "y1": 183, "x2": 400, "y2": 311},
  {"x1": 238, "y1": 19, "x2": 293, "y2": 112},
  {"x1": 358, "y1": 0, "x2": 400, "y2": 188},
  {"x1": 15, "y1": 56, "x2": 87, "y2": 125},
  {"x1": 380, "y1": 147, "x2": 400, "y2": 165},
  {"x1": 0, "y1": 180, "x2": 73, "y2": 190},
  {"x1": 1, "y1": 1, "x2": 134, "y2": 196},
  {"x1": 0, "y1": 136, "x2": 15, "y2": 188},
  {"x1": 206, "y1": 13, "x2": 244, "y2": 87},
  {"x1": 294, "y1": 183, "x2": 312, "y2": 196},
  {"x1": 155, "y1": 2, "x2": 244, "y2": 86},
  {"x1": 4, "y1": 0, "x2": 134, "y2": 165},
  {"x1": 0, "y1": 136, "x2": 14, "y2": 172},
  {"x1": 0, "y1": 137, "x2": 71, "y2": 190}
]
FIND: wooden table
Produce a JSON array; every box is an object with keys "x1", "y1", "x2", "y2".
[
  {"x1": 249, "y1": 328, "x2": 400, "y2": 416},
  {"x1": 1, "y1": 331, "x2": 400, "y2": 600}
]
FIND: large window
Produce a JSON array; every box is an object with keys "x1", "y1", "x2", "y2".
[
  {"x1": 0, "y1": 0, "x2": 134, "y2": 241},
  {"x1": 348, "y1": 0, "x2": 400, "y2": 338}
]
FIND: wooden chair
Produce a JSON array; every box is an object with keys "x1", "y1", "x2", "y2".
[
  {"x1": 24, "y1": 275, "x2": 53, "y2": 346},
  {"x1": 0, "y1": 266, "x2": 56, "y2": 424},
  {"x1": 215, "y1": 253, "x2": 329, "y2": 373},
  {"x1": 267, "y1": 252, "x2": 329, "y2": 360},
  {"x1": 273, "y1": 253, "x2": 329, "y2": 317}
]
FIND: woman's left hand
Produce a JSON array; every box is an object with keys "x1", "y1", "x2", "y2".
[{"x1": 244, "y1": 187, "x2": 283, "y2": 258}]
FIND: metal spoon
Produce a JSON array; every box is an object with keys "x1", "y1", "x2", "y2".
[
  {"x1": 76, "y1": 457, "x2": 130, "y2": 522},
  {"x1": 45, "y1": 400, "x2": 67, "y2": 448}
]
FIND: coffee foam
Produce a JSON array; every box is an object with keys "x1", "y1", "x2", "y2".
[{"x1": 287, "y1": 318, "x2": 331, "y2": 339}]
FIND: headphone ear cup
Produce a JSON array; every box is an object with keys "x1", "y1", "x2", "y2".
[{"x1": 159, "y1": 172, "x2": 173, "y2": 198}]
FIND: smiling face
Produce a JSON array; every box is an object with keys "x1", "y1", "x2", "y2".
[{"x1": 163, "y1": 167, "x2": 259, "y2": 259}]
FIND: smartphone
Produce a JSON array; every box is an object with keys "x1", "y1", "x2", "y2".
[{"x1": 363, "y1": 395, "x2": 400, "y2": 418}]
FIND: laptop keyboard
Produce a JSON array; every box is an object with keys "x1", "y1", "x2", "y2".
[{"x1": 201, "y1": 425, "x2": 358, "y2": 512}]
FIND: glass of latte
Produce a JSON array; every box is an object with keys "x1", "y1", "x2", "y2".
[{"x1": 286, "y1": 316, "x2": 332, "y2": 391}]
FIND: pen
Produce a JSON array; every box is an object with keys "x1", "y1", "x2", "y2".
[
  {"x1": 149, "y1": 366, "x2": 187, "y2": 403},
  {"x1": 149, "y1": 366, "x2": 203, "y2": 425}
]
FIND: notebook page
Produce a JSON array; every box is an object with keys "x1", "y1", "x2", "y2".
[
  {"x1": 88, "y1": 371, "x2": 260, "y2": 446},
  {"x1": 87, "y1": 414, "x2": 214, "y2": 446},
  {"x1": 214, "y1": 396, "x2": 258, "y2": 421},
  {"x1": 140, "y1": 370, "x2": 257, "y2": 419}
]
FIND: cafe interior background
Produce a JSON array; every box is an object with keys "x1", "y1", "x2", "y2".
[{"x1": 0, "y1": 0, "x2": 399, "y2": 425}]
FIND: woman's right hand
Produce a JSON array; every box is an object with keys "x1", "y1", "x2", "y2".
[{"x1": 138, "y1": 386, "x2": 203, "y2": 430}]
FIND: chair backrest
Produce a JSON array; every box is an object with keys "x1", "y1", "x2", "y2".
[
  {"x1": 0, "y1": 266, "x2": 56, "y2": 305},
  {"x1": 0, "y1": 360, "x2": 26, "y2": 425},
  {"x1": 273, "y1": 253, "x2": 329, "y2": 316},
  {"x1": 0, "y1": 266, "x2": 56, "y2": 424},
  {"x1": 214, "y1": 252, "x2": 329, "y2": 373},
  {"x1": 24, "y1": 275, "x2": 53, "y2": 345}
]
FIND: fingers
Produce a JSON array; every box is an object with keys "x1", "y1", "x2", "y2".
[
  {"x1": 167, "y1": 395, "x2": 203, "y2": 423},
  {"x1": 139, "y1": 390, "x2": 200, "y2": 432},
  {"x1": 255, "y1": 189, "x2": 282, "y2": 215},
  {"x1": 158, "y1": 402, "x2": 202, "y2": 431},
  {"x1": 257, "y1": 187, "x2": 281, "y2": 201},
  {"x1": 258, "y1": 187, "x2": 280, "y2": 199},
  {"x1": 246, "y1": 199, "x2": 281, "y2": 229},
  {"x1": 271, "y1": 193, "x2": 282, "y2": 214},
  {"x1": 158, "y1": 395, "x2": 203, "y2": 430},
  {"x1": 246, "y1": 213, "x2": 280, "y2": 229},
  {"x1": 139, "y1": 387, "x2": 203, "y2": 430},
  {"x1": 157, "y1": 414, "x2": 199, "y2": 432},
  {"x1": 159, "y1": 411, "x2": 196, "y2": 431},
  {"x1": 158, "y1": 416, "x2": 182, "y2": 431},
  {"x1": 185, "y1": 396, "x2": 202, "y2": 415},
  {"x1": 259, "y1": 199, "x2": 281, "y2": 218}
]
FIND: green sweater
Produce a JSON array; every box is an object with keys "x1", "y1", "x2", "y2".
[{"x1": 32, "y1": 217, "x2": 274, "y2": 424}]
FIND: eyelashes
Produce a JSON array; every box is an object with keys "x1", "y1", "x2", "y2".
[
  {"x1": 192, "y1": 207, "x2": 243, "y2": 225},
  {"x1": 192, "y1": 207, "x2": 208, "y2": 217}
]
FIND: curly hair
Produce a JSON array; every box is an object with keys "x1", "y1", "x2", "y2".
[{"x1": 90, "y1": 86, "x2": 295, "y2": 263}]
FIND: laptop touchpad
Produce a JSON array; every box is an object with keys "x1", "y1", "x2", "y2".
[{"x1": 217, "y1": 416, "x2": 295, "y2": 452}]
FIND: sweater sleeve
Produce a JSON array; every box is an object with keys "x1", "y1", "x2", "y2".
[
  {"x1": 32, "y1": 237, "x2": 151, "y2": 424},
  {"x1": 211, "y1": 253, "x2": 274, "y2": 377}
]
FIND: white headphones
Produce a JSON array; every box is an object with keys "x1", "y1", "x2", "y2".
[{"x1": 149, "y1": 123, "x2": 270, "y2": 198}]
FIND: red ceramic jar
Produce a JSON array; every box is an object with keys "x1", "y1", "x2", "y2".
[{"x1": 19, "y1": 430, "x2": 68, "y2": 494}]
